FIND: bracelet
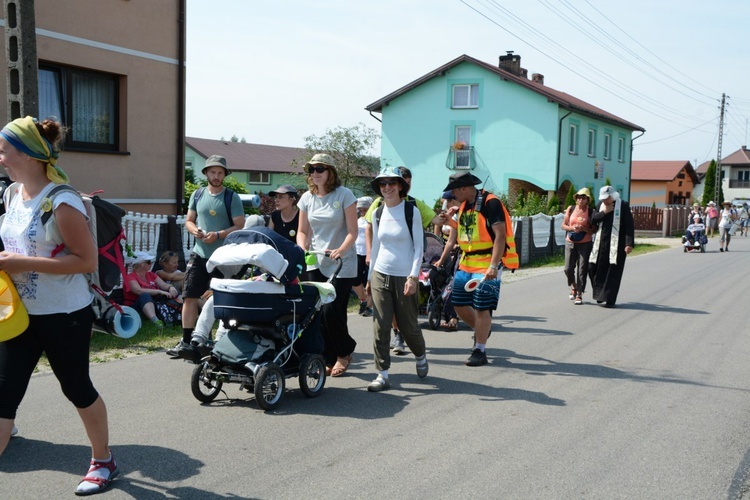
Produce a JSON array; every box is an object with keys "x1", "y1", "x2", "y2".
[
  {"x1": 488, "y1": 264, "x2": 499, "y2": 270},
  {"x1": 407, "y1": 275, "x2": 418, "y2": 283}
]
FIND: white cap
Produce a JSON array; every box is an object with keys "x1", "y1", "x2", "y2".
[{"x1": 243, "y1": 214, "x2": 266, "y2": 229}]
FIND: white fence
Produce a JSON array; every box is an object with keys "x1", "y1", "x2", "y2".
[{"x1": 122, "y1": 211, "x2": 196, "y2": 260}]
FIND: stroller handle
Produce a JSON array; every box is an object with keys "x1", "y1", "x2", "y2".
[{"x1": 306, "y1": 250, "x2": 344, "y2": 282}]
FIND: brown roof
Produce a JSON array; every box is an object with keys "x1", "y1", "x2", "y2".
[
  {"x1": 186, "y1": 137, "x2": 306, "y2": 173},
  {"x1": 632, "y1": 160, "x2": 698, "y2": 184},
  {"x1": 695, "y1": 160, "x2": 712, "y2": 174},
  {"x1": 365, "y1": 54, "x2": 645, "y2": 132},
  {"x1": 721, "y1": 146, "x2": 750, "y2": 166}
]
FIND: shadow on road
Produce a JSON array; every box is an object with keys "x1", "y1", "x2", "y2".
[{"x1": 0, "y1": 440, "x2": 249, "y2": 499}]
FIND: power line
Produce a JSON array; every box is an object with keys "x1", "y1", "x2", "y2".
[
  {"x1": 467, "y1": 0, "x2": 714, "y2": 127},
  {"x1": 637, "y1": 116, "x2": 718, "y2": 145},
  {"x1": 582, "y1": 0, "x2": 721, "y2": 100}
]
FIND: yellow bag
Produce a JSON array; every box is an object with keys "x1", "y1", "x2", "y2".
[{"x1": 0, "y1": 270, "x2": 29, "y2": 341}]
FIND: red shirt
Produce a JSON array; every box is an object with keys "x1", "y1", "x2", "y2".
[{"x1": 124, "y1": 271, "x2": 160, "y2": 306}]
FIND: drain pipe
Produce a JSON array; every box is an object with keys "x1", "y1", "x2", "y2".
[
  {"x1": 556, "y1": 111, "x2": 573, "y2": 194},
  {"x1": 176, "y1": 0, "x2": 187, "y2": 214},
  {"x1": 628, "y1": 130, "x2": 645, "y2": 201},
  {"x1": 368, "y1": 110, "x2": 382, "y2": 123}
]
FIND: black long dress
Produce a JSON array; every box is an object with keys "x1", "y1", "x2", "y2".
[{"x1": 588, "y1": 200, "x2": 635, "y2": 306}]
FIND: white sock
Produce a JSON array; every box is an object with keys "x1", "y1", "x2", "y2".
[
  {"x1": 379, "y1": 370, "x2": 388, "y2": 379},
  {"x1": 475, "y1": 343, "x2": 486, "y2": 352},
  {"x1": 416, "y1": 354, "x2": 427, "y2": 365}
]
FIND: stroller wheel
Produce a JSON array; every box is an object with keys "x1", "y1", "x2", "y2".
[
  {"x1": 299, "y1": 354, "x2": 327, "y2": 398},
  {"x1": 254, "y1": 363, "x2": 285, "y2": 411},
  {"x1": 191, "y1": 363, "x2": 222, "y2": 404}
]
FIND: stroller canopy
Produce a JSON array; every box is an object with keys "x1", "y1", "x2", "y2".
[{"x1": 207, "y1": 228, "x2": 305, "y2": 285}]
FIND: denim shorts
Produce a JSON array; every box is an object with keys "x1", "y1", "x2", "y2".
[{"x1": 451, "y1": 269, "x2": 501, "y2": 312}]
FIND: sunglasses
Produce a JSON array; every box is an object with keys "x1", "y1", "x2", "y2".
[
  {"x1": 306, "y1": 165, "x2": 328, "y2": 174},
  {"x1": 378, "y1": 179, "x2": 400, "y2": 187}
]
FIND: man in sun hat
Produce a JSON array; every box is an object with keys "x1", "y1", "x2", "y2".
[
  {"x1": 364, "y1": 166, "x2": 443, "y2": 355},
  {"x1": 588, "y1": 185, "x2": 634, "y2": 308},
  {"x1": 443, "y1": 171, "x2": 518, "y2": 366},
  {"x1": 171, "y1": 154, "x2": 245, "y2": 359}
]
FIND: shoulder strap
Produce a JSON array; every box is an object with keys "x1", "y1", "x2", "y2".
[
  {"x1": 40, "y1": 185, "x2": 80, "y2": 226},
  {"x1": 193, "y1": 186, "x2": 234, "y2": 223},
  {"x1": 374, "y1": 200, "x2": 415, "y2": 243},
  {"x1": 223, "y1": 188, "x2": 234, "y2": 223}
]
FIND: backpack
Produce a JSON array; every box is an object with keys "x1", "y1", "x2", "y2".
[
  {"x1": 1, "y1": 182, "x2": 127, "y2": 297},
  {"x1": 193, "y1": 186, "x2": 235, "y2": 223}
]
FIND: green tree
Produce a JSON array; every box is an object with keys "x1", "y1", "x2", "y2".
[
  {"x1": 182, "y1": 177, "x2": 248, "y2": 214},
  {"x1": 298, "y1": 123, "x2": 380, "y2": 195},
  {"x1": 702, "y1": 160, "x2": 717, "y2": 206},
  {"x1": 564, "y1": 184, "x2": 576, "y2": 209},
  {"x1": 185, "y1": 166, "x2": 196, "y2": 184}
]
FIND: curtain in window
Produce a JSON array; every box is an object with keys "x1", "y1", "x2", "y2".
[
  {"x1": 72, "y1": 73, "x2": 115, "y2": 144},
  {"x1": 39, "y1": 69, "x2": 63, "y2": 122}
]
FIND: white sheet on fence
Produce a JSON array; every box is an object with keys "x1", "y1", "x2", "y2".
[
  {"x1": 206, "y1": 242, "x2": 289, "y2": 279},
  {"x1": 529, "y1": 213, "x2": 567, "y2": 248}
]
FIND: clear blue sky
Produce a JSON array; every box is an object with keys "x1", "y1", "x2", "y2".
[{"x1": 185, "y1": 0, "x2": 750, "y2": 165}]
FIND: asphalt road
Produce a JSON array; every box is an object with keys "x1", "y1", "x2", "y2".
[{"x1": 2, "y1": 236, "x2": 750, "y2": 499}]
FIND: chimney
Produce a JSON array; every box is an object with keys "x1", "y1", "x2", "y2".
[
  {"x1": 498, "y1": 51, "x2": 527, "y2": 78},
  {"x1": 531, "y1": 73, "x2": 544, "y2": 85}
]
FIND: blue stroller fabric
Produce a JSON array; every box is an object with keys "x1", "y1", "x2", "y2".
[{"x1": 224, "y1": 227, "x2": 306, "y2": 285}]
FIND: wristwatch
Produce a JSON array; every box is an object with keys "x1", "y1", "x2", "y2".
[{"x1": 488, "y1": 264, "x2": 499, "y2": 270}]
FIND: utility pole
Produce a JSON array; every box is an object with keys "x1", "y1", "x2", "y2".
[
  {"x1": 715, "y1": 93, "x2": 726, "y2": 204},
  {"x1": 4, "y1": 0, "x2": 39, "y2": 122}
]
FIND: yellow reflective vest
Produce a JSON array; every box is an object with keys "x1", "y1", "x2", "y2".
[{"x1": 457, "y1": 192, "x2": 519, "y2": 272}]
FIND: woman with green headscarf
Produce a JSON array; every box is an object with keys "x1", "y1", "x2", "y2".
[{"x1": 0, "y1": 116, "x2": 119, "y2": 495}]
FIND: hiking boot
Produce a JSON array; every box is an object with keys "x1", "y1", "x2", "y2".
[
  {"x1": 416, "y1": 355, "x2": 429, "y2": 378},
  {"x1": 466, "y1": 348, "x2": 488, "y2": 367},
  {"x1": 391, "y1": 331, "x2": 407, "y2": 355},
  {"x1": 367, "y1": 375, "x2": 390, "y2": 392},
  {"x1": 166, "y1": 340, "x2": 188, "y2": 359}
]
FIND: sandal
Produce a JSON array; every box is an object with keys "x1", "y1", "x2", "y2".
[
  {"x1": 331, "y1": 354, "x2": 352, "y2": 377},
  {"x1": 75, "y1": 451, "x2": 119, "y2": 496},
  {"x1": 574, "y1": 295, "x2": 583, "y2": 305},
  {"x1": 441, "y1": 318, "x2": 458, "y2": 331}
]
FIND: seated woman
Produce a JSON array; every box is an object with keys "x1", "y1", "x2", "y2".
[
  {"x1": 124, "y1": 251, "x2": 179, "y2": 328},
  {"x1": 155, "y1": 250, "x2": 185, "y2": 293},
  {"x1": 683, "y1": 215, "x2": 706, "y2": 247}
]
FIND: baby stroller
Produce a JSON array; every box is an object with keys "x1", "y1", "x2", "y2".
[
  {"x1": 190, "y1": 228, "x2": 338, "y2": 411},
  {"x1": 416, "y1": 233, "x2": 455, "y2": 329}
]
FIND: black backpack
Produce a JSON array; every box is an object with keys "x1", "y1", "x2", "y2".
[{"x1": 374, "y1": 197, "x2": 427, "y2": 256}]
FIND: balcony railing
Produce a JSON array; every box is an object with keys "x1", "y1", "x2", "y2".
[
  {"x1": 729, "y1": 179, "x2": 750, "y2": 188},
  {"x1": 445, "y1": 146, "x2": 475, "y2": 170}
]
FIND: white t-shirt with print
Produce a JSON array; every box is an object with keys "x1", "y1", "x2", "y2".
[
  {"x1": 0, "y1": 182, "x2": 94, "y2": 314},
  {"x1": 297, "y1": 186, "x2": 357, "y2": 278}
]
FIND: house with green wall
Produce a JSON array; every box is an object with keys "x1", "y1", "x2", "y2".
[
  {"x1": 185, "y1": 137, "x2": 307, "y2": 194},
  {"x1": 365, "y1": 53, "x2": 645, "y2": 207}
]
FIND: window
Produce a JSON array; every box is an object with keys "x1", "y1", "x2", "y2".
[
  {"x1": 603, "y1": 133, "x2": 612, "y2": 160},
  {"x1": 454, "y1": 126, "x2": 472, "y2": 169},
  {"x1": 618, "y1": 137, "x2": 625, "y2": 162},
  {"x1": 39, "y1": 63, "x2": 120, "y2": 151},
  {"x1": 587, "y1": 128, "x2": 597, "y2": 157},
  {"x1": 568, "y1": 124, "x2": 578, "y2": 154},
  {"x1": 452, "y1": 84, "x2": 479, "y2": 108},
  {"x1": 248, "y1": 171, "x2": 270, "y2": 184}
]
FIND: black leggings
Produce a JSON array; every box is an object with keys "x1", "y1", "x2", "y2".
[
  {"x1": 0, "y1": 306, "x2": 99, "y2": 419},
  {"x1": 304, "y1": 269, "x2": 356, "y2": 366}
]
